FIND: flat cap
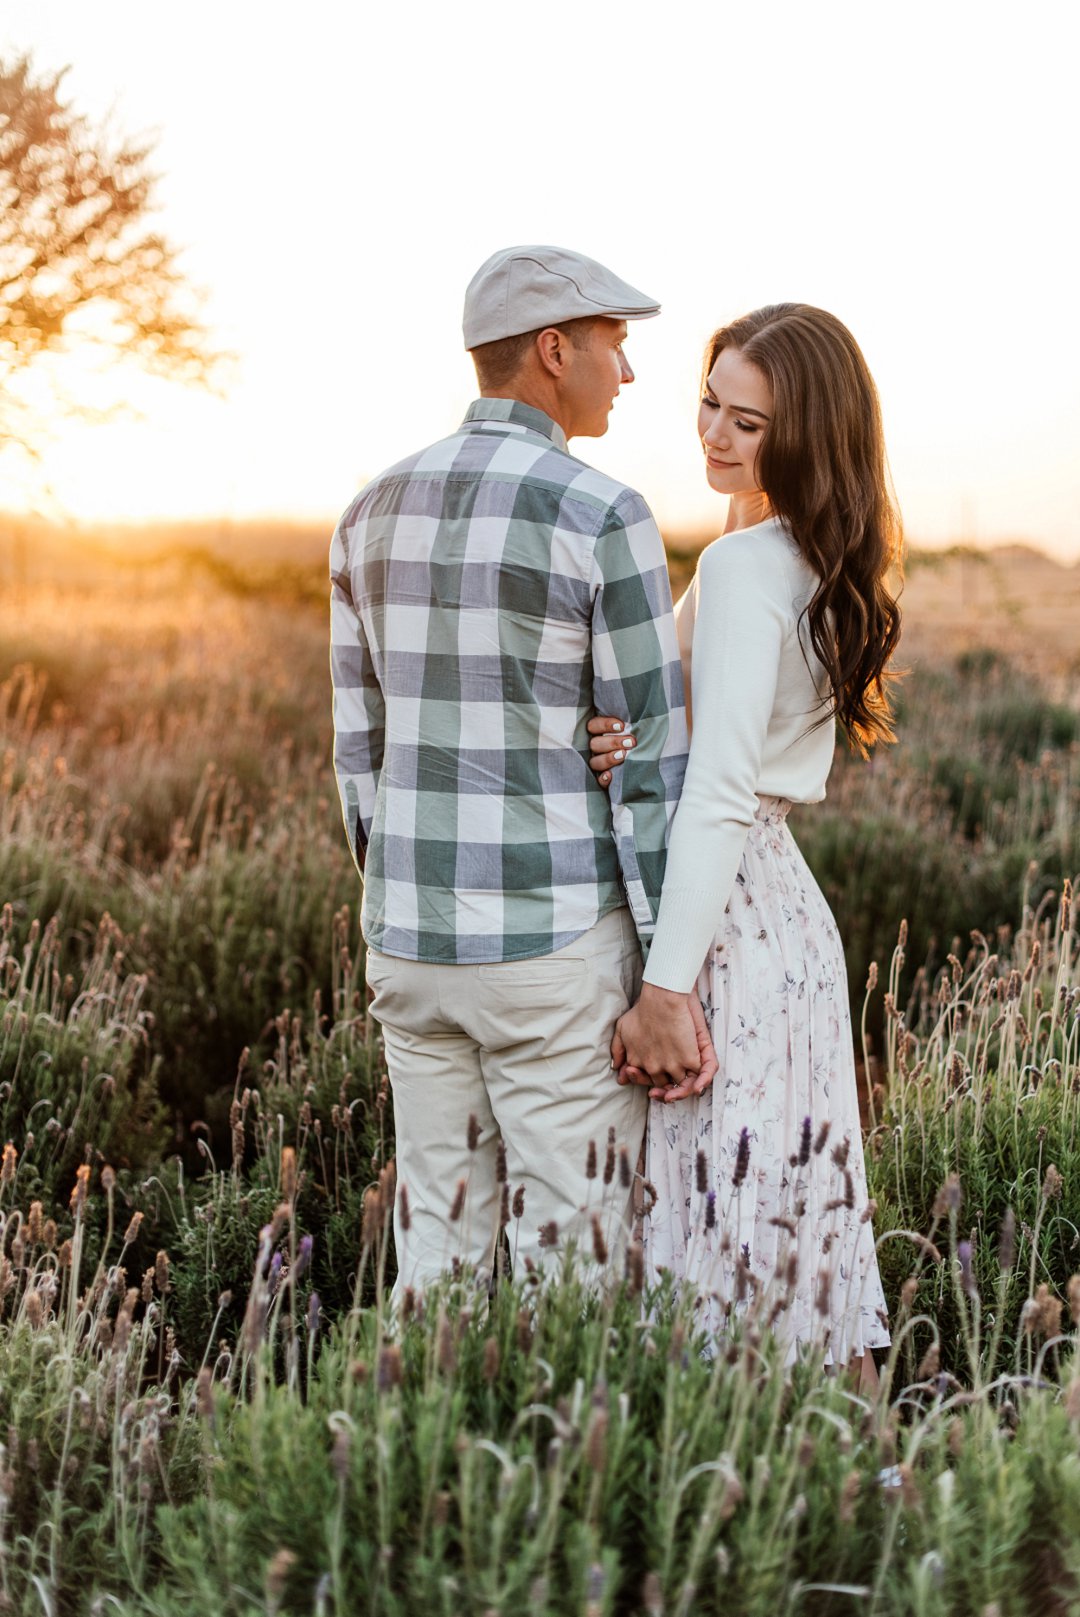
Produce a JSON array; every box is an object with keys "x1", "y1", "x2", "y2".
[{"x1": 463, "y1": 244, "x2": 660, "y2": 349}]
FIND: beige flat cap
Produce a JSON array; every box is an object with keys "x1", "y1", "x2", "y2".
[{"x1": 463, "y1": 244, "x2": 660, "y2": 349}]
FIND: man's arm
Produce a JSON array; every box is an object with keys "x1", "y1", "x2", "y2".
[
  {"x1": 589, "y1": 490, "x2": 689, "y2": 944},
  {"x1": 330, "y1": 516, "x2": 385, "y2": 876}
]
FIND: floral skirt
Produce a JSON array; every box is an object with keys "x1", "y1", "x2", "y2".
[{"x1": 644, "y1": 796, "x2": 890, "y2": 1364}]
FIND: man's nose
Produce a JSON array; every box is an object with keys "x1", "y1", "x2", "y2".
[{"x1": 620, "y1": 355, "x2": 634, "y2": 384}]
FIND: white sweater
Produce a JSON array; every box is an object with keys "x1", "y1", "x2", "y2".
[{"x1": 642, "y1": 517, "x2": 836, "y2": 993}]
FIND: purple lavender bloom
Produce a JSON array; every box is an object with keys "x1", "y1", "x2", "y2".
[
  {"x1": 295, "y1": 1234, "x2": 313, "y2": 1279},
  {"x1": 307, "y1": 1291, "x2": 322, "y2": 1335},
  {"x1": 268, "y1": 1251, "x2": 283, "y2": 1297}
]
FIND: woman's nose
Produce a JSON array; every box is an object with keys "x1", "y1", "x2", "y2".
[{"x1": 703, "y1": 418, "x2": 729, "y2": 448}]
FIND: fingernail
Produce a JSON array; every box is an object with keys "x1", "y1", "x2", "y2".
[
  {"x1": 613, "y1": 751, "x2": 624, "y2": 762},
  {"x1": 612, "y1": 722, "x2": 622, "y2": 732}
]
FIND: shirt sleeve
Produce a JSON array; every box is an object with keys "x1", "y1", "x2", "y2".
[
  {"x1": 589, "y1": 492, "x2": 689, "y2": 944},
  {"x1": 641, "y1": 533, "x2": 791, "y2": 992},
  {"x1": 330, "y1": 516, "x2": 385, "y2": 876}
]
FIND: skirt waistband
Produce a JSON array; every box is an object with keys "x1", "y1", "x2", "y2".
[{"x1": 755, "y1": 794, "x2": 793, "y2": 824}]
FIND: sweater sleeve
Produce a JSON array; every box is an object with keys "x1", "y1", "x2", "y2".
[{"x1": 641, "y1": 533, "x2": 791, "y2": 992}]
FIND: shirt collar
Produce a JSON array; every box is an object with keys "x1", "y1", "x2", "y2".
[{"x1": 461, "y1": 397, "x2": 569, "y2": 454}]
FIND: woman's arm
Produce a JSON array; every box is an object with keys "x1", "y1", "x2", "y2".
[{"x1": 638, "y1": 532, "x2": 789, "y2": 994}]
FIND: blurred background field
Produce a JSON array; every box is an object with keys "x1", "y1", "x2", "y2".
[
  {"x1": 4, "y1": 517, "x2": 1080, "y2": 1613},
  {"x1": 3, "y1": 515, "x2": 1079, "y2": 1127}
]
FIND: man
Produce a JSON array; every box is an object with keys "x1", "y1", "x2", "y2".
[{"x1": 331, "y1": 244, "x2": 711, "y2": 1294}]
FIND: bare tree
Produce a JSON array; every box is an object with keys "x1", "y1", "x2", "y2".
[{"x1": 1, "y1": 53, "x2": 222, "y2": 442}]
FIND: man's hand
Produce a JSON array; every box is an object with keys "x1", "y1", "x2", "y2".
[{"x1": 612, "y1": 983, "x2": 708, "y2": 1090}]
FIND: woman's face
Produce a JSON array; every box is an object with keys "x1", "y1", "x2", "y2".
[{"x1": 698, "y1": 345, "x2": 773, "y2": 497}]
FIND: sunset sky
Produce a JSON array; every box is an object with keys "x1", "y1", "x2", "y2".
[{"x1": 2, "y1": 0, "x2": 1079, "y2": 556}]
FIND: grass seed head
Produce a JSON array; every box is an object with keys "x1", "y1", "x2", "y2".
[
  {"x1": 618, "y1": 1146, "x2": 632, "y2": 1188},
  {"x1": 591, "y1": 1214, "x2": 608, "y2": 1266},
  {"x1": 466, "y1": 1113, "x2": 481, "y2": 1152},
  {"x1": 449, "y1": 1178, "x2": 467, "y2": 1223},
  {"x1": 932, "y1": 1173, "x2": 962, "y2": 1219},
  {"x1": 839, "y1": 1469, "x2": 861, "y2": 1524},
  {"x1": 195, "y1": 1367, "x2": 214, "y2": 1420},
  {"x1": 603, "y1": 1127, "x2": 616, "y2": 1185},
  {"x1": 69, "y1": 1163, "x2": 90, "y2": 1217},
  {"x1": 1067, "y1": 1275, "x2": 1080, "y2": 1325},
  {"x1": 436, "y1": 1312, "x2": 457, "y2": 1375},
  {"x1": 280, "y1": 1147, "x2": 297, "y2": 1201},
  {"x1": 154, "y1": 1250, "x2": 171, "y2": 1295},
  {"x1": 360, "y1": 1186, "x2": 382, "y2": 1246},
  {"x1": 585, "y1": 1408, "x2": 608, "y2": 1473},
  {"x1": 482, "y1": 1335, "x2": 500, "y2": 1383},
  {"x1": 376, "y1": 1343, "x2": 404, "y2": 1392},
  {"x1": 585, "y1": 1139, "x2": 597, "y2": 1180},
  {"x1": 1065, "y1": 1380, "x2": 1080, "y2": 1424},
  {"x1": 1042, "y1": 1164, "x2": 1064, "y2": 1201},
  {"x1": 1023, "y1": 1283, "x2": 1063, "y2": 1338},
  {"x1": 0, "y1": 1143, "x2": 16, "y2": 1187}
]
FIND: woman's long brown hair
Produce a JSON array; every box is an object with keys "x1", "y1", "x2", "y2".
[{"x1": 703, "y1": 304, "x2": 903, "y2": 755}]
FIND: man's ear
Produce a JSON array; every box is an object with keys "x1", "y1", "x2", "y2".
[{"x1": 534, "y1": 327, "x2": 570, "y2": 379}]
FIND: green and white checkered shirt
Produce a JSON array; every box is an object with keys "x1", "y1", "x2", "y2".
[{"x1": 330, "y1": 398, "x2": 688, "y2": 963}]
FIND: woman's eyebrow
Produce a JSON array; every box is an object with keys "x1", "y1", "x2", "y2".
[{"x1": 730, "y1": 404, "x2": 770, "y2": 420}]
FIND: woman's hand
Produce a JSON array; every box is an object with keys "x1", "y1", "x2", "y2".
[
  {"x1": 611, "y1": 986, "x2": 718, "y2": 1098},
  {"x1": 587, "y1": 715, "x2": 635, "y2": 788}
]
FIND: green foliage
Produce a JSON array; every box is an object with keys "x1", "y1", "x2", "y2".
[
  {"x1": 1, "y1": 907, "x2": 166, "y2": 1203},
  {"x1": 5, "y1": 548, "x2": 1080, "y2": 1610}
]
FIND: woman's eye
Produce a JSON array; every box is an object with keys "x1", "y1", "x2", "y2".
[
  {"x1": 734, "y1": 419, "x2": 760, "y2": 433},
  {"x1": 700, "y1": 396, "x2": 718, "y2": 408}
]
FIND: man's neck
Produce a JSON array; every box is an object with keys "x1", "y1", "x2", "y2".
[{"x1": 482, "y1": 383, "x2": 573, "y2": 441}]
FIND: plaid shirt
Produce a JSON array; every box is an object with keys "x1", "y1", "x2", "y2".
[{"x1": 330, "y1": 398, "x2": 688, "y2": 963}]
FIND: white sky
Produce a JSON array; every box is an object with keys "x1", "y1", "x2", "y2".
[{"x1": 2, "y1": 0, "x2": 1079, "y2": 556}]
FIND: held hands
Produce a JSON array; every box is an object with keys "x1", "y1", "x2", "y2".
[
  {"x1": 612, "y1": 985, "x2": 718, "y2": 1103},
  {"x1": 587, "y1": 715, "x2": 633, "y2": 788}
]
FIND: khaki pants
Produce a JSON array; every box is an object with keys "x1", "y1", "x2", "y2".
[{"x1": 365, "y1": 907, "x2": 646, "y2": 1296}]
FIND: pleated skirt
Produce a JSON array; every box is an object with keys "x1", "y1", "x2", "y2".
[{"x1": 644, "y1": 796, "x2": 891, "y2": 1365}]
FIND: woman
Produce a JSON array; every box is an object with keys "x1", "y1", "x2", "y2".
[{"x1": 590, "y1": 304, "x2": 900, "y2": 1379}]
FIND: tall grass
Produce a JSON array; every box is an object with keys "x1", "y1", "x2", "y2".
[{"x1": 3, "y1": 533, "x2": 1080, "y2": 1612}]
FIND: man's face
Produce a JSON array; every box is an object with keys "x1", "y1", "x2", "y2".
[{"x1": 561, "y1": 318, "x2": 634, "y2": 438}]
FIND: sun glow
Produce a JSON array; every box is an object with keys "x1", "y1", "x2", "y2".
[{"x1": 2, "y1": 0, "x2": 1078, "y2": 555}]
